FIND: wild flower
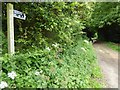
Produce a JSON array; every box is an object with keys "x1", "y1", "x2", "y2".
[
  {"x1": 35, "y1": 70, "x2": 43, "y2": 76},
  {"x1": 84, "y1": 40, "x2": 89, "y2": 44},
  {"x1": 8, "y1": 71, "x2": 17, "y2": 79},
  {"x1": 39, "y1": 70, "x2": 43, "y2": 74},
  {"x1": 0, "y1": 70, "x2": 2, "y2": 74},
  {"x1": 35, "y1": 71, "x2": 40, "y2": 76},
  {"x1": 52, "y1": 43, "x2": 59, "y2": 48},
  {"x1": 0, "y1": 81, "x2": 8, "y2": 89},
  {"x1": 81, "y1": 47, "x2": 86, "y2": 52},
  {"x1": 80, "y1": 31, "x2": 86, "y2": 34},
  {"x1": 46, "y1": 47, "x2": 51, "y2": 51}
]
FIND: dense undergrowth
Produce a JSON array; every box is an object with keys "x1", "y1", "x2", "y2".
[{"x1": 1, "y1": 38, "x2": 103, "y2": 88}]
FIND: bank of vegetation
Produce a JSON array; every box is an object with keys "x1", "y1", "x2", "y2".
[{"x1": 0, "y1": 2, "x2": 119, "y2": 88}]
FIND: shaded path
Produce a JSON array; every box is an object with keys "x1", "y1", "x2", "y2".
[{"x1": 93, "y1": 42, "x2": 118, "y2": 88}]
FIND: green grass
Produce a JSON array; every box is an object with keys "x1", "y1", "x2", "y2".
[{"x1": 105, "y1": 42, "x2": 120, "y2": 52}]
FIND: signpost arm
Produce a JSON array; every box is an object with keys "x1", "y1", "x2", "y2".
[{"x1": 7, "y1": 3, "x2": 15, "y2": 55}]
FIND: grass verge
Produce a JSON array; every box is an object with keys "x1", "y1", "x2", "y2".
[{"x1": 105, "y1": 42, "x2": 120, "y2": 52}]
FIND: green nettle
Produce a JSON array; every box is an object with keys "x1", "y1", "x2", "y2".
[{"x1": 1, "y1": 38, "x2": 103, "y2": 88}]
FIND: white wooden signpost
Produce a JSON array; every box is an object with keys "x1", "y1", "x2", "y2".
[{"x1": 7, "y1": 3, "x2": 26, "y2": 55}]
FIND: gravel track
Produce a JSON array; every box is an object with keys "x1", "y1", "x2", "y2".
[{"x1": 93, "y1": 42, "x2": 118, "y2": 88}]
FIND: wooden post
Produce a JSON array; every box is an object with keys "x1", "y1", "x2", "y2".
[{"x1": 7, "y1": 3, "x2": 14, "y2": 55}]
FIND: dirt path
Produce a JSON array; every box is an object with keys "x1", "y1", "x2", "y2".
[{"x1": 93, "y1": 42, "x2": 118, "y2": 88}]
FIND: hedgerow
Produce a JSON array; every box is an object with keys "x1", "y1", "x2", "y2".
[
  {"x1": 2, "y1": 2, "x2": 87, "y2": 53},
  {"x1": 1, "y1": 38, "x2": 103, "y2": 88}
]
